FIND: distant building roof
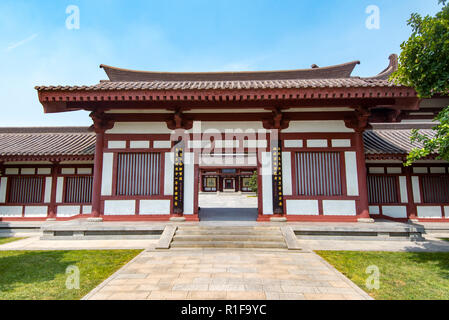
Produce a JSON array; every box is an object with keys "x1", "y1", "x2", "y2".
[
  {"x1": 0, "y1": 127, "x2": 95, "y2": 161},
  {"x1": 364, "y1": 123, "x2": 436, "y2": 159}
]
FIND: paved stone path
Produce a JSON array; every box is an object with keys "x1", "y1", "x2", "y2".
[
  {"x1": 198, "y1": 193, "x2": 258, "y2": 208},
  {"x1": 83, "y1": 249, "x2": 372, "y2": 300},
  {"x1": 0, "y1": 236, "x2": 157, "y2": 250}
]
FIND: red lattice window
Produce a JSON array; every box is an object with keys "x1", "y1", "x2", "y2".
[
  {"x1": 295, "y1": 152, "x2": 342, "y2": 196},
  {"x1": 116, "y1": 153, "x2": 161, "y2": 196},
  {"x1": 421, "y1": 175, "x2": 449, "y2": 203},
  {"x1": 64, "y1": 176, "x2": 93, "y2": 203},
  {"x1": 367, "y1": 175, "x2": 399, "y2": 204},
  {"x1": 8, "y1": 177, "x2": 44, "y2": 203}
]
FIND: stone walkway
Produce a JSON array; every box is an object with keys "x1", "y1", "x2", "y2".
[
  {"x1": 0, "y1": 236, "x2": 157, "y2": 250},
  {"x1": 83, "y1": 249, "x2": 372, "y2": 300},
  {"x1": 300, "y1": 237, "x2": 449, "y2": 252}
]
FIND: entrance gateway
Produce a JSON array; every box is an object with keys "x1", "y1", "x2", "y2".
[{"x1": 2, "y1": 54, "x2": 447, "y2": 222}]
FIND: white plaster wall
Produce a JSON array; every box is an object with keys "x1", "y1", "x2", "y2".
[
  {"x1": 369, "y1": 205, "x2": 380, "y2": 215},
  {"x1": 215, "y1": 140, "x2": 239, "y2": 148},
  {"x1": 412, "y1": 176, "x2": 421, "y2": 203},
  {"x1": 345, "y1": 152, "x2": 359, "y2": 196},
  {"x1": 413, "y1": 167, "x2": 428, "y2": 174},
  {"x1": 199, "y1": 154, "x2": 257, "y2": 167},
  {"x1": 284, "y1": 140, "x2": 303, "y2": 148},
  {"x1": 387, "y1": 167, "x2": 402, "y2": 174},
  {"x1": 56, "y1": 177, "x2": 64, "y2": 203},
  {"x1": 444, "y1": 206, "x2": 449, "y2": 217},
  {"x1": 286, "y1": 200, "x2": 319, "y2": 215},
  {"x1": 82, "y1": 205, "x2": 92, "y2": 214},
  {"x1": 108, "y1": 141, "x2": 126, "y2": 149},
  {"x1": 282, "y1": 152, "x2": 292, "y2": 196},
  {"x1": 24, "y1": 206, "x2": 48, "y2": 217},
  {"x1": 244, "y1": 140, "x2": 267, "y2": 148},
  {"x1": 107, "y1": 122, "x2": 172, "y2": 134},
  {"x1": 37, "y1": 168, "x2": 52, "y2": 175},
  {"x1": 331, "y1": 139, "x2": 351, "y2": 147},
  {"x1": 130, "y1": 140, "x2": 150, "y2": 149},
  {"x1": 61, "y1": 168, "x2": 75, "y2": 174},
  {"x1": 0, "y1": 177, "x2": 7, "y2": 203},
  {"x1": 323, "y1": 200, "x2": 356, "y2": 216},
  {"x1": 283, "y1": 121, "x2": 354, "y2": 133},
  {"x1": 21, "y1": 168, "x2": 35, "y2": 175},
  {"x1": 140, "y1": 200, "x2": 171, "y2": 215},
  {"x1": 77, "y1": 168, "x2": 92, "y2": 175},
  {"x1": 164, "y1": 152, "x2": 174, "y2": 196},
  {"x1": 5, "y1": 168, "x2": 18, "y2": 175},
  {"x1": 369, "y1": 167, "x2": 384, "y2": 174},
  {"x1": 101, "y1": 153, "x2": 114, "y2": 196},
  {"x1": 104, "y1": 200, "x2": 135, "y2": 215},
  {"x1": 261, "y1": 152, "x2": 273, "y2": 215},
  {"x1": 183, "y1": 152, "x2": 195, "y2": 215},
  {"x1": 0, "y1": 206, "x2": 22, "y2": 217},
  {"x1": 189, "y1": 140, "x2": 211, "y2": 149},
  {"x1": 57, "y1": 206, "x2": 80, "y2": 217},
  {"x1": 153, "y1": 141, "x2": 171, "y2": 149},
  {"x1": 399, "y1": 176, "x2": 408, "y2": 203},
  {"x1": 417, "y1": 206, "x2": 442, "y2": 218},
  {"x1": 382, "y1": 206, "x2": 407, "y2": 218},
  {"x1": 44, "y1": 177, "x2": 52, "y2": 203},
  {"x1": 192, "y1": 121, "x2": 265, "y2": 132},
  {"x1": 306, "y1": 140, "x2": 328, "y2": 148},
  {"x1": 430, "y1": 167, "x2": 446, "y2": 173}
]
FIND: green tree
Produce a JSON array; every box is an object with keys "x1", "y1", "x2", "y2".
[
  {"x1": 391, "y1": 0, "x2": 449, "y2": 165},
  {"x1": 248, "y1": 171, "x2": 258, "y2": 193}
]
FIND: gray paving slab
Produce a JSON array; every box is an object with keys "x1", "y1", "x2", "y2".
[{"x1": 83, "y1": 248, "x2": 373, "y2": 300}]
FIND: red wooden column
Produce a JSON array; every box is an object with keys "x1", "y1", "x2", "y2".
[
  {"x1": 345, "y1": 107, "x2": 373, "y2": 222},
  {"x1": 354, "y1": 129, "x2": 372, "y2": 221},
  {"x1": 89, "y1": 112, "x2": 113, "y2": 221},
  {"x1": 405, "y1": 166, "x2": 418, "y2": 221},
  {"x1": 47, "y1": 161, "x2": 59, "y2": 220}
]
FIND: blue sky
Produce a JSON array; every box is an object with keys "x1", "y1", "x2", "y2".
[{"x1": 0, "y1": 0, "x2": 442, "y2": 127}]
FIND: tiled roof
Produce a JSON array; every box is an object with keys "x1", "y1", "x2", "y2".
[
  {"x1": 35, "y1": 55, "x2": 401, "y2": 92},
  {"x1": 364, "y1": 126, "x2": 435, "y2": 155},
  {"x1": 35, "y1": 77, "x2": 397, "y2": 92},
  {"x1": 0, "y1": 127, "x2": 95, "y2": 158}
]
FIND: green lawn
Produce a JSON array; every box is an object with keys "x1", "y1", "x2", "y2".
[
  {"x1": 0, "y1": 237, "x2": 27, "y2": 245},
  {"x1": 316, "y1": 251, "x2": 449, "y2": 300},
  {"x1": 0, "y1": 250, "x2": 142, "y2": 300}
]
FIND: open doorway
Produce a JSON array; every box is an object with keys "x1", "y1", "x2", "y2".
[{"x1": 198, "y1": 167, "x2": 258, "y2": 221}]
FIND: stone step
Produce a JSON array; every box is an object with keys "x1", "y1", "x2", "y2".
[
  {"x1": 175, "y1": 230, "x2": 282, "y2": 236},
  {"x1": 173, "y1": 234, "x2": 285, "y2": 242},
  {"x1": 177, "y1": 226, "x2": 280, "y2": 231},
  {"x1": 170, "y1": 240, "x2": 288, "y2": 249}
]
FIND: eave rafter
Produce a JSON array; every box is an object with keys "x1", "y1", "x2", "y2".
[
  {"x1": 0, "y1": 155, "x2": 94, "y2": 163},
  {"x1": 37, "y1": 86, "x2": 419, "y2": 114}
]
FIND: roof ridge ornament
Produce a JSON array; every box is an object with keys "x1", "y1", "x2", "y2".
[
  {"x1": 364, "y1": 54, "x2": 398, "y2": 80},
  {"x1": 99, "y1": 60, "x2": 361, "y2": 82}
]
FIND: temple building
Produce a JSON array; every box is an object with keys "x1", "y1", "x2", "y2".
[{"x1": 0, "y1": 54, "x2": 448, "y2": 222}]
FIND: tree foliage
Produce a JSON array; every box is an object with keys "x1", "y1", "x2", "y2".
[
  {"x1": 248, "y1": 171, "x2": 258, "y2": 193},
  {"x1": 391, "y1": 1, "x2": 449, "y2": 165}
]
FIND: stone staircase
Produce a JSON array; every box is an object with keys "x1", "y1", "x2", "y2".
[{"x1": 170, "y1": 226, "x2": 288, "y2": 249}]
